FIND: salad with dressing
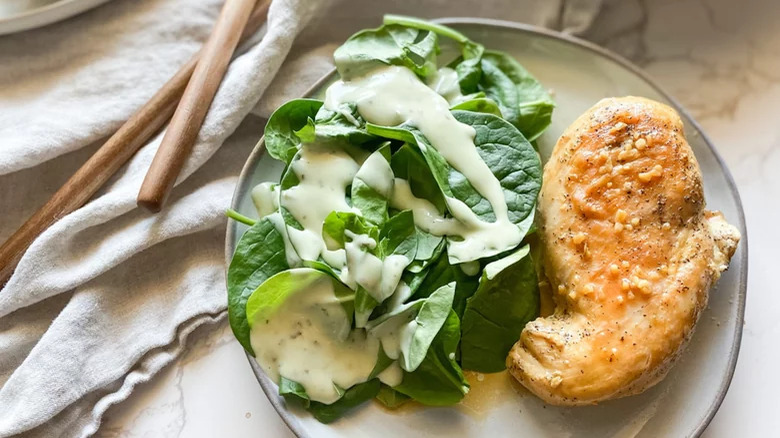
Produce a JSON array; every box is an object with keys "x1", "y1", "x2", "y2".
[{"x1": 226, "y1": 15, "x2": 552, "y2": 423}]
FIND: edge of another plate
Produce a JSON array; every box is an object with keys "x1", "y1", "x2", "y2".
[
  {"x1": 226, "y1": 17, "x2": 748, "y2": 438},
  {"x1": 0, "y1": 0, "x2": 111, "y2": 35}
]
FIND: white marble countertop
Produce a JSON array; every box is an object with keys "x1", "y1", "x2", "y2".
[{"x1": 101, "y1": 0, "x2": 780, "y2": 436}]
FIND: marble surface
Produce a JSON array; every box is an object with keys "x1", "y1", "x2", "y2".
[{"x1": 100, "y1": 0, "x2": 780, "y2": 436}]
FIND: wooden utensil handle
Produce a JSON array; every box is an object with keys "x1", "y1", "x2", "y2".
[
  {"x1": 0, "y1": 1, "x2": 270, "y2": 285},
  {"x1": 137, "y1": 0, "x2": 258, "y2": 212}
]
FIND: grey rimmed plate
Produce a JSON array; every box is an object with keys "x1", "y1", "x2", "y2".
[
  {"x1": 226, "y1": 18, "x2": 748, "y2": 438},
  {"x1": 0, "y1": 0, "x2": 111, "y2": 35}
]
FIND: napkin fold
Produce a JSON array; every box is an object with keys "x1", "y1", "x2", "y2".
[{"x1": 0, "y1": 0, "x2": 603, "y2": 436}]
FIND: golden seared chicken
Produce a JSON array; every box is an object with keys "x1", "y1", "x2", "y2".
[{"x1": 507, "y1": 97, "x2": 740, "y2": 406}]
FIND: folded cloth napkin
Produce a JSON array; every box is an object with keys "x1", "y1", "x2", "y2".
[{"x1": 0, "y1": 0, "x2": 602, "y2": 436}]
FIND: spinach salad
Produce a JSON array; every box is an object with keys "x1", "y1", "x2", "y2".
[{"x1": 227, "y1": 15, "x2": 552, "y2": 423}]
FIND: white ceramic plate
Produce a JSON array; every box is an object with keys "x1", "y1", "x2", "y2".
[
  {"x1": 226, "y1": 18, "x2": 748, "y2": 438},
  {"x1": 0, "y1": 0, "x2": 110, "y2": 35}
]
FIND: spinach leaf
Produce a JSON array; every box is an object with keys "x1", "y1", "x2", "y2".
[
  {"x1": 322, "y1": 211, "x2": 378, "y2": 249},
  {"x1": 334, "y1": 24, "x2": 439, "y2": 80},
  {"x1": 377, "y1": 210, "x2": 417, "y2": 259},
  {"x1": 227, "y1": 217, "x2": 289, "y2": 355},
  {"x1": 310, "y1": 102, "x2": 377, "y2": 146},
  {"x1": 368, "y1": 282, "x2": 454, "y2": 372},
  {"x1": 389, "y1": 144, "x2": 446, "y2": 271},
  {"x1": 264, "y1": 99, "x2": 323, "y2": 164},
  {"x1": 279, "y1": 377, "x2": 381, "y2": 424},
  {"x1": 406, "y1": 231, "x2": 444, "y2": 273},
  {"x1": 460, "y1": 245, "x2": 540, "y2": 373},
  {"x1": 451, "y1": 110, "x2": 541, "y2": 226},
  {"x1": 367, "y1": 110, "x2": 541, "y2": 260},
  {"x1": 479, "y1": 50, "x2": 554, "y2": 141},
  {"x1": 321, "y1": 210, "x2": 417, "y2": 263},
  {"x1": 394, "y1": 310, "x2": 469, "y2": 405},
  {"x1": 279, "y1": 376, "x2": 310, "y2": 407},
  {"x1": 451, "y1": 97, "x2": 502, "y2": 117},
  {"x1": 368, "y1": 346, "x2": 395, "y2": 379},
  {"x1": 406, "y1": 249, "x2": 480, "y2": 319},
  {"x1": 351, "y1": 144, "x2": 392, "y2": 226},
  {"x1": 246, "y1": 268, "x2": 355, "y2": 334},
  {"x1": 383, "y1": 15, "x2": 484, "y2": 93},
  {"x1": 353, "y1": 288, "x2": 380, "y2": 329},
  {"x1": 390, "y1": 143, "x2": 446, "y2": 214},
  {"x1": 308, "y1": 379, "x2": 381, "y2": 423},
  {"x1": 376, "y1": 384, "x2": 411, "y2": 408},
  {"x1": 322, "y1": 211, "x2": 417, "y2": 326}
]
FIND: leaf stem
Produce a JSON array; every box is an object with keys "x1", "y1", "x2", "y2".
[
  {"x1": 225, "y1": 208, "x2": 256, "y2": 226},
  {"x1": 383, "y1": 15, "x2": 471, "y2": 44}
]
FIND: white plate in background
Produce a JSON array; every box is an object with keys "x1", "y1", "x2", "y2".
[{"x1": 0, "y1": 0, "x2": 110, "y2": 35}]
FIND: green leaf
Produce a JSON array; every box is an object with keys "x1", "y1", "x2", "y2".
[
  {"x1": 407, "y1": 250, "x2": 480, "y2": 319},
  {"x1": 451, "y1": 97, "x2": 502, "y2": 117},
  {"x1": 334, "y1": 24, "x2": 439, "y2": 80},
  {"x1": 377, "y1": 210, "x2": 417, "y2": 260},
  {"x1": 226, "y1": 217, "x2": 289, "y2": 355},
  {"x1": 454, "y1": 42, "x2": 484, "y2": 94},
  {"x1": 264, "y1": 99, "x2": 323, "y2": 164},
  {"x1": 394, "y1": 310, "x2": 469, "y2": 405},
  {"x1": 308, "y1": 379, "x2": 382, "y2": 424},
  {"x1": 368, "y1": 283, "x2": 455, "y2": 372},
  {"x1": 479, "y1": 50, "x2": 554, "y2": 141},
  {"x1": 375, "y1": 384, "x2": 411, "y2": 408},
  {"x1": 383, "y1": 15, "x2": 484, "y2": 93},
  {"x1": 246, "y1": 268, "x2": 354, "y2": 332},
  {"x1": 351, "y1": 144, "x2": 392, "y2": 226},
  {"x1": 354, "y1": 287, "x2": 380, "y2": 328},
  {"x1": 313, "y1": 102, "x2": 377, "y2": 146},
  {"x1": 279, "y1": 377, "x2": 381, "y2": 424},
  {"x1": 460, "y1": 245, "x2": 540, "y2": 373},
  {"x1": 321, "y1": 210, "x2": 416, "y2": 325},
  {"x1": 321, "y1": 211, "x2": 378, "y2": 249},
  {"x1": 367, "y1": 111, "x2": 541, "y2": 261},
  {"x1": 404, "y1": 283, "x2": 455, "y2": 371},
  {"x1": 368, "y1": 346, "x2": 395, "y2": 379},
  {"x1": 390, "y1": 144, "x2": 446, "y2": 213},
  {"x1": 279, "y1": 376, "x2": 310, "y2": 408},
  {"x1": 383, "y1": 15, "x2": 473, "y2": 45},
  {"x1": 389, "y1": 145, "x2": 446, "y2": 272},
  {"x1": 452, "y1": 110, "x2": 541, "y2": 226},
  {"x1": 406, "y1": 231, "x2": 444, "y2": 273}
]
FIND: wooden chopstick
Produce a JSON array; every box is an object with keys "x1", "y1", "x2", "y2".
[
  {"x1": 0, "y1": 0, "x2": 271, "y2": 286},
  {"x1": 137, "y1": 0, "x2": 259, "y2": 212}
]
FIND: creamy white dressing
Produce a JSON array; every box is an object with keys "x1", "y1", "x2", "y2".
[
  {"x1": 281, "y1": 142, "x2": 360, "y2": 268},
  {"x1": 390, "y1": 178, "x2": 458, "y2": 235},
  {"x1": 426, "y1": 67, "x2": 463, "y2": 103},
  {"x1": 354, "y1": 148, "x2": 394, "y2": 199},
  {"x1": 325, "y1": 65, "x2": 522, "y2": 262},
  {"x1": 343, "y1": 230, "x2": 409, "y2": 324},
  {"x1": 250, "y1": 272, "x2": 379, "y2": 404},
  {"x1": 459, "y1": 260, "x2": 481, "y2": 276},
  {"x1": 385, "y1": 281, "x2": 413, "y2": 313},
  {"x1": 484, "y1": 246, "x2": 529, "y2": 280},
  {"x1": 251, "y1": 182, "x2": 279, "y2": 218},
  {"x1": 265, "y1": 212, "x2": 301, "y2": 267},
  {"x1": 369, "y1": 303, "x2": 419, "y2": 363},
  {"x1": 377, "y1": 361, "x2": 404, "y2": 386}
]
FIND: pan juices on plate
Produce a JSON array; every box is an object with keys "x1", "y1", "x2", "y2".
[{"x1": 508, "y1": 97, "x2": 740, "y2": 405}]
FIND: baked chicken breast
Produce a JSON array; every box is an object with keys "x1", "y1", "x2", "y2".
[{"x1": 507, "y1": 97, "x2": 740, "y2": 405}]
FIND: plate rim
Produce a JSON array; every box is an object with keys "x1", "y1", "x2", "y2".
[
  {"x1": 0, "y1": 0, "x2": 112, "y2": 36},
  {"x1": 226, "y1": 17, "x2": 748, "y2": 438}
]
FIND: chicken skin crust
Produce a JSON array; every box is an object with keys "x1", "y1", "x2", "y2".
[{"x1": 507, "y1": 97, "x2": 740, "y2": 406}]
